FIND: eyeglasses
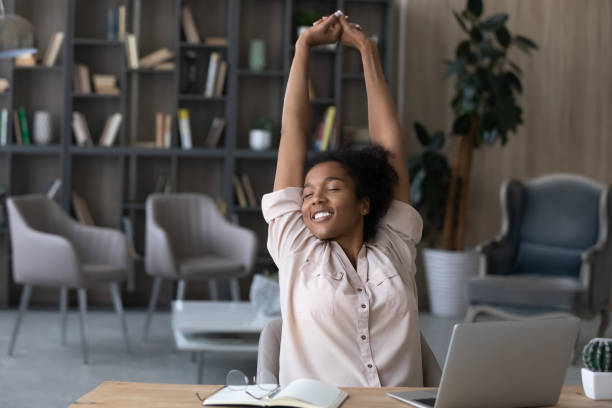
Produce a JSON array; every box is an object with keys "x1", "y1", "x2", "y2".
[{"x1": 196, "y1": 369, "x2": 280, "y2": 402}]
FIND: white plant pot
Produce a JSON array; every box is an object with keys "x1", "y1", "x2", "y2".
[
  {"x1": 423, "y1": 249, "x2": 479, "y2": 317},
  {"x1": 582, "y1": 368, "x2": 612, "y2": 400},
  {"x1": 249, "y1": 129, "x2": 272, "y2": 150}
]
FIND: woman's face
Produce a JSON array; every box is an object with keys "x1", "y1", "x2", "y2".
[{"x1": 301, "y1": 161, "x2": 370, "y2": 241}]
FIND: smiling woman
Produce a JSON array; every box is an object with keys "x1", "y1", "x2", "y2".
[{"x1": 261, "y1": 10, "x2": 424, "y2": 388}]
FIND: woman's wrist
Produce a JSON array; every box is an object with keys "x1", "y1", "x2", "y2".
[
  {"x1": 358, "y1": 37, "x2": 376, "y2": 55},
  {"x1": 296, "y1": 35, "x2": 312, "y2": 52}
]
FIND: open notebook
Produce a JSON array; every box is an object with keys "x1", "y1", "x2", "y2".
[{"x1": 203, "y1": 378, "x2": 348, "y2": 408}]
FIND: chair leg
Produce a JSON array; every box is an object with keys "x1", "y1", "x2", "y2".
[
  {"x1": 208, "y1": 279, "x2": 219, "y2": 300},
  {"x1": 8, "y1": 284, "x2": 32, "y2": 356},
  {"x1": 176, "y1": 279, "x2": 186, "y2": 301},
  {"x1": 143, "y1": 276, "x2": 162, "y2": 341},
  {"x1": 597, "y1": 308, "x2": 610, "y2": 337},
  {"x1": 77, "y1": 288, "x2": 89, "y2": 364},
  {"x1": 59, "y1": 287, "x2": 68, "y2": 345},
  {"x1": 229, "y1": 279, "x2": 240, "y2": 301},
  {"x1": 110, "y1": 282, "x2": 131, "y2": 354}
]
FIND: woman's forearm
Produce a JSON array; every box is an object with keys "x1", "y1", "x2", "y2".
[
  {"x1": 360, "y1": 39, "x2": 403, "y2": 156},
  {"x1": 274, "y1": 37, "x2": 312, "y2": 190}
]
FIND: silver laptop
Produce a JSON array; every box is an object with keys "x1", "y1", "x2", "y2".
[{"x1": 388, "y1": 317, "x2": 580, "y2": 408}]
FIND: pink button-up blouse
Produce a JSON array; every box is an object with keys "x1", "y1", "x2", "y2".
[{"x1": 261, "y1": 187, "x2": 424, "y2": 387}]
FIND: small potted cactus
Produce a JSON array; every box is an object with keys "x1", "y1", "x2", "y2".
[{"x1": 582, "y1": 338, "x2": 612, "y2": 400}]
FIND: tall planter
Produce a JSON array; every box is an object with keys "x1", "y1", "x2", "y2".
[{"x1": 423, "y1": 249, "x2": 479, "y2": 317}]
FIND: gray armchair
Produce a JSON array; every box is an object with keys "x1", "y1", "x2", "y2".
[
  {"x1": 7, "y1": 195, "x2": 131, "y2": 363},
  {"x1": 256, "y1": 318, "x2": 442, "y2": 387},
  {"x1": 143, "y1": 193, "x2": 257, "y2": 339},
  {"x1": 466, "y1": 174, "x2": 611, "y2": 338}
]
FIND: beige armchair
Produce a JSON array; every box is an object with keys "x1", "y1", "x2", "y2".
[
  {"x1": 143, "y1": 193, "x2": 257, "y2": 340},
  {"x1": 7, "y1": 195, "x2": 131, "y2": 363},
  {"x1": 256, "y1": 318, "x2": 442, "y2": 387}
]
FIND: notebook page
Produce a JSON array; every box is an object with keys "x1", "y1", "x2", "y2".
[
  {"x1": 273, "y1": 379, "x2": 347, "y2": 408},
  {"x1": 203, "y1": 385, "x2": 266, "y2": 406}
]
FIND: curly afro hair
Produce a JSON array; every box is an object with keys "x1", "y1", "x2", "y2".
[{"x1": 305, "y1": 144, "x2": 398, "y2": 242}]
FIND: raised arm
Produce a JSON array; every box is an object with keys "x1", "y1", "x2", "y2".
[
  {"x1": 339, "y1": 16, "x2": 411, "y2": 204},
  {"x1": 274, "y1": 12, "x2": 342, "y2": 191}
]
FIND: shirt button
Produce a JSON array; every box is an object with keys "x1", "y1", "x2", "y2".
[
  {"x1": 361, "y1": 304, "x2": 366, "y2": 309},
  {"x1": 367, "y1": 364, "x2": 373, "y2": 368},
  {"x1": 361, "y1": 335, "x2": 366, "y2": 340}
]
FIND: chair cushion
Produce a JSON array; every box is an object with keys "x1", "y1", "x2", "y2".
[
  {"x1": 179, "y1": 255, "x2": 245, "y2": 279},
  {"x1": 82, "y1": 264, "x2": 127, "y2": 285},
  {"x1": 514, "y1": 242, "x2": 583, "y2": 278},
  {"x1": 467, "y1": 275, "x2": 587, "y2": 312}
]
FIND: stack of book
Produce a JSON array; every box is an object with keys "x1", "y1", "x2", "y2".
[
  {"x1": 107, "y1": 5, "x2": 127, "y2": 41},
  {"x1": 125, "y1": 34, "x2": 139, "y2": 69},
  {"x1": 72, "y1": 112, "x2": 93, "y2": 146},
  {"x1": 204, "y1": 52, "x2": 227, "y2": 98},
  {"x1": 42, "y1": 32, "x2": 64, "y2": 67},
  {"x1": 155, "y1": 113, "x2": 173, "y2": 148},
  {"x1": 13, "y1": 107, "x2": 32, "y2": 145},
  {"x1": 313, "y1": 106, "x2": 339, "y2": 151},
  {"x1": 93, "y1": 74, "x2": 119, "y2": 95},
  {"x1": 233, "y1": 173, "x2": 258, "y2": 208},
  {"x1": 176, "y1": 109, "x2": 226, "y2": 150},
  {"x1": 181, "y1": 6, "x2": 228, "y2": 47},
  {"x1": 139, "y1": 47, "x2": 175, "y2": 70},
  {"x1": 72, "y1": 112, "x2": 122, "y2": 147}
]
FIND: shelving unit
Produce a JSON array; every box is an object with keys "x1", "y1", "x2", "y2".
[{"x1": 0, "y1": 0, "x2": 395, "y2": 307}]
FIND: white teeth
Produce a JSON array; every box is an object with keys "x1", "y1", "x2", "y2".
[{"x1": 314, "y1": 211, "x2": 331, "y2": 220}]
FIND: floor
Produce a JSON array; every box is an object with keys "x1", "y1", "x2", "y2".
[{"x1": 0, "y1": 308, "x2": 607, "y2": 408}]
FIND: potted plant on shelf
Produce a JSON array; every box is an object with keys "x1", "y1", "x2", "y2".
[
  {"x1": 412, "y1": 0, "x2": 537, "y2": 316},
  {"x1": 249, "y1": 115, "x2": 274, "y2": 151},
  {"x1": 582, "y1": 338, "x2": 612, "y2": 400}
]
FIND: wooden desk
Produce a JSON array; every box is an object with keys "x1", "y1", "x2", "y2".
[{"x1": 68, "y1": 381, "x2": 612, "y2": 408}]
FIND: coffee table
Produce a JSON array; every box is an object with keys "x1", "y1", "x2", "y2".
[{"x1": 171, "y1": 300, "x2": 276, "y2": 383}]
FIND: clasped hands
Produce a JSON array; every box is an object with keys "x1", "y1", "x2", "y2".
[{"x1": 300, "y1": 10, "x2": 368, "y2": 51}]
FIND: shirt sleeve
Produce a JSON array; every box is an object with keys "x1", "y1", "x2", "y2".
[
  {"x1": 373, "y1": 200, "x2": 423, "y2": 268},
  {"x1": 261, "y1": 187, "x2": 317, "y2": 264}
]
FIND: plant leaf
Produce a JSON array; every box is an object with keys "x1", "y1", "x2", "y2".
[
  {"x1": 413, "y1": 122, "x2": 431, "y2": 146},
  {"x1": 495, "y1": 27, "x2": 511, "y2": 48},
  {"x1": 480, "y1": 13, "x2": 508, "y2": 31},
  {"x1": 410, "y1": 169, "x2": 426, "y2": 206},
  {"x1": 470, "y1": 27, "x2": 483, "y2": 42},
  {"x1": 509, "y1": 61, "x2": 523, "y2": 75},
  {"x1": 430, "y1": 131, "x2": 445, "y2": 151},
  {"x1": 446, "y1": 59, "x2": 465, "y2": 77},
  {"x1": 453, "y1": 114, "x2": 472, "y2": 135},
  {"x1": 505, "y1": 71, "x2": 522, "y2": 93},
  {"x1": 514, "y1": 35, "x2": 538, "y2": 53},
  {"x1": 452, "y1": 10, "x2": 470, "y2": 34},
  {"x1": 455, "y1": 41, "x2": 471, "y2": 58},
  {"x1": 467, "y1": 0, "x2": 483, "y2": 17}
]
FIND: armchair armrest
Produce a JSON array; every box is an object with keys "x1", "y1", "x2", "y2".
[
  {"x1": 581, "y1": 236, "x2": 612, "y2": 313},
  {"x1": 145, "y1": 211, "x2": 178, "y2": 278},
  {"x1": 11, "y1": 226, "x2": 81, "y2": 286},
  {"x1": 67, "y1": 222, "x2": 129, "y2": 269},
  {"x1": 476, "y1": 234, "x2": 516, "y2": 276},
  {"x1": 210, "y1": 220, "x2": 257, "y2": 276}
]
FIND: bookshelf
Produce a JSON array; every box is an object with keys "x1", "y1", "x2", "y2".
[{"x1": 0, "y1": 0, "x2": 395, "y2": 307}]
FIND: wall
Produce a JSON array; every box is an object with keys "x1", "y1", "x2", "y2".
[{"x1": 400, "y1": 0, "x2": 612, "y2": 249}]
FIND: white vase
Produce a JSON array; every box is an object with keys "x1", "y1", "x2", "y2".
[
  {"x1": 423, "y1": 249, "x2": 479, "y2": 317},
  {"x1": 582, "y1": 368, "x2": 612, "y2": 400},
  {"x1": 249, "y1": 129, "x2": 271, "y2": 150},
  {"x1": 33, "y1": 111, "x2": 53, "y2": 145}
]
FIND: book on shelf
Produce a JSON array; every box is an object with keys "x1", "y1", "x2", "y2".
[
  {"x1": 203, "y1": 378, "x2": 348, "y2": 408},
  {"x1": 17, "y1": 107, "x2": 30, "y2": 145},
  {"x1": 314, "y1": 106, "x2": 336, "y2": 152},
  {"x1": 204, "y1": 52, "x2": 221, "y2": 98},
  {"x1": 139, "y1": 47, "x2": 174, "y2": 68},
  {"x1": 233, "y1": 175, "x2": 248, "y2": 208},
  {"x1": 106, "y1": 6, "x2": 126, "y2": 41},
  {"x1": 72, "y1": 111, "x2": 93, "y2": 146},
  {"x1": 154, "y1": 61, "x2": 175, "y2": 71},
  {"x1": 154, "y1": 173, "x2": 172, "y2": 193},
  {"x1": 99, "y1": 113, "x2": 122, "y2": 146},
  {"x1": 74, "y1": 64, "x2": 92, "y2": 94},
  {"x1": 42, "y1": 31, "x2": 64, "y2": 67},
  {"x1": 205, "y1": 117, "x2": 225, "y2": 148},
  {"x1": 181, "y1": 6, "x2": 201, "y2": 44},
  {"x1": 0, "y1": 78, "x2": 9, "y2": 93},
  {"x1": 0, "y1": 109, "x2": 7, "y2": 146},
  {"x1": 126, "y1": 34, "x2": 139, "y2": 69},
  {"x1": 121, "y1": 215, "x2": 140, "y2": 260},
  {"x1": 92, "y1": 74, "x2": 119, "y2": 95},
  {"x1": 71, "y1": 191, "x2": 95, "y2": 225},
  {"x1": 205, "y1": 37, "x2": 229, "y2": 46},
  {"x1": 214, "y1": 60, "x2": 228, "y2": 97},
  {"x1": 163, "y1": 114, "x2": 172, "y2": 148},
  {"x1": 15, "y1": 54, "x2": 36, "y2": 67},
  {"x1": 177, "y1": 109, "x2": 193, "y2": 149},
  {"x1": 13, "y1": 110, "x2": 22, "y2": 144},
  {"x1": 118, "y1": 6, "x2": 126, "y2": 41},
  {"x1": 45, "y1": 179, "x2": 62, "y2": 200},
  {"x1": 155, "y1": 112, "x2": 164, "y2": 148},
  {"x1": 241, "y1": 173, "x2": 258, "y2": 207}
]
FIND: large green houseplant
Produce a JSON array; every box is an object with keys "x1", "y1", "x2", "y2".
[{"x1": 410, "y1": 0, "x2": 537, "y2": 316}]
